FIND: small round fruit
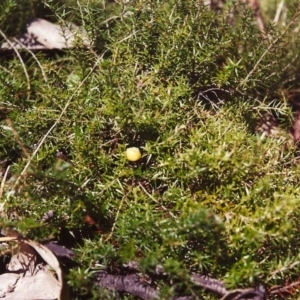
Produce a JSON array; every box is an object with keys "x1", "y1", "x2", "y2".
[{"x1": 126, "y1": 147, "x2": 141, "y2": 162}]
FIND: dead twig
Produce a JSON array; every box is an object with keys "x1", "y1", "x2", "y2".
[
  {"x1": 95, "y1": 272, "x2": 159, "y2": 300},
  {"x1": 270, "y1": 280, "x2": 300, "y2": 296},
  {"x1": 96, "y1": 261, "x2": 267, "y2": 300}
]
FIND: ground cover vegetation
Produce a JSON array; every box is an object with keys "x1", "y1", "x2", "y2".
[{"x1": 1, "y1": 0, "x2": 300, "y2": 299}]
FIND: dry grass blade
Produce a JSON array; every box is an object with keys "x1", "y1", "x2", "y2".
[
  {"x1": 12, "y1": 51, "x2": 106, "y2": 190},
  {"x1": 12, "y1": 38, "x2": 49, "y2": 84},
  {"x1": 273, "y1": 0, "x2": 285, "y2": 25},
  {"x1": 0, "y1": 236, "x2": 18, "y2": 242},
  {"x1": 0, "y1": 165, "x2": 10, "y2": 201},
  {"x1": 0, "y1": 30, "x2": 30, "y2": 93},
  {"x1": 6, "y1": 119, "x2": 31, "y2": 160},
  {"x1": 238, "y1": 8, "x2": 300, "y2": 90}
]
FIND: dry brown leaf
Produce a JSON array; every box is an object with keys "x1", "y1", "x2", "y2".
[
  {"x1": 7, "y1": 243, "x2": 36, "y2": 275},
  {"x1": 0, "y1": 268, "x2": 61, "y2": 300},
  {"x1": 0, "y1": 273, "x2": 19, "y2": 297},
  {"x1": 0, "y1": 232, "x2": 65, "y2": 300},
  {"x1": 24, "y1": 239, "x2": 63, "y2": 285}
]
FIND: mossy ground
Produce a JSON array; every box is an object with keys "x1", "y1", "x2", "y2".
[{"x1": 1, "y1": 0, "x2": 300, "y2": 299}]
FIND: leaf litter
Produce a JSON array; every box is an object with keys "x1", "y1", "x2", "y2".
[{"x1": 0, "y1": 231, "x2": 67, "y2": 300}]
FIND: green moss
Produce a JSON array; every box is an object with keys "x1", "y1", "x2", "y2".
[{"x1": 1, "y1": 0, "x2": 300, "y2": 299}]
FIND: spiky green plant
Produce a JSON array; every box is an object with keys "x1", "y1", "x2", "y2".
[{"x1": 1, "y1": 0, "x2": 300, "y2": 299}]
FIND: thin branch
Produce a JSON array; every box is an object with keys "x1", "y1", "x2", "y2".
[
  {"x1": 268, "y1": 260, "x2": 300, "y2": 279},
  {"x1": 95, "y1": 272, "x2": 159, "y2": 300},
  {"x1": 95, "y1": 268, "x2": 267, "y2": 300},
  {"x1": 96, "y1": 271, "x2": 194, "y2": 300},
  {"x1": 270, "y1": 280, "x2": 300, "y2": 295},
  {"x1": 191, "y1": 274, "x2": 227, "y2": 296}
]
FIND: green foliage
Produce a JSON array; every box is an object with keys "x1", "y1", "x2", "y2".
[{"x1": 1, "y1": 0, "x2": 300, "y2": 299}]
